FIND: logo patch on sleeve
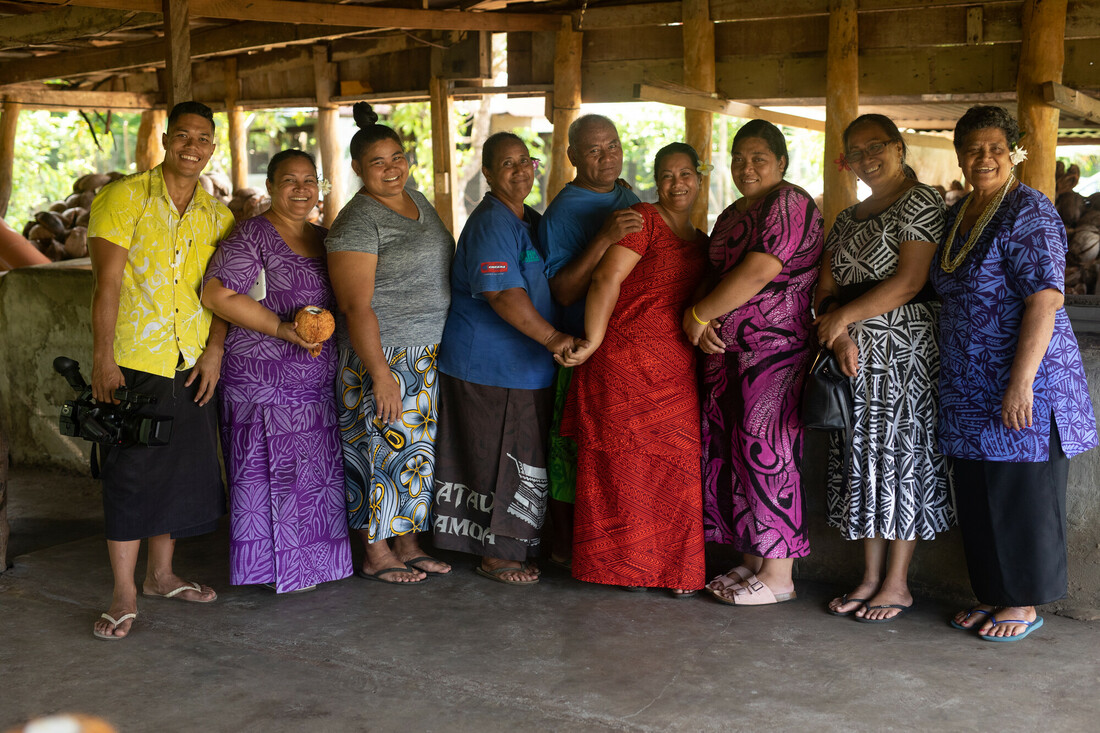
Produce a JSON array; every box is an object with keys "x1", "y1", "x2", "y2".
[{"x1": 480, "y1": 261, "x2": 508, "y2": 273}]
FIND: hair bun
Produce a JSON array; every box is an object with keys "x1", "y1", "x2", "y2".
[{"x1": 352, "y1": 102, "x2": 378, "y2": 129}]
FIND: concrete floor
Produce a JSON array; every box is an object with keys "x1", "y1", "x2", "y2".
[{"x1": 3, "y1": 468, "x2": 1100, "y2": 733}]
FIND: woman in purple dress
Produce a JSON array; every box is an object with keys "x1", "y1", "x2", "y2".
[
  {"x1": 202, "y1": 149, "x2": 353, "y2": 593},
  {"x1": 934, "y1": 106, "x2": 1097, "y2": 641},
  {"x1": 682, "y1": 120, "x2": 824, "y2": 606}
]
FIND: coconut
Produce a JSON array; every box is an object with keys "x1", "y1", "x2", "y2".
[
  {"x1": 1072, "y1": 226, "x2": 1100, "y2": 264},
  {"x1": 293, "y1": 306, "x2": 335, "y2": 358},
  {"x1": 76, "y1": 209, "x2": 90, "y2": 227},
  {"x1": 35, "y1": 210, "x2": 68, "y2": 237},
  {"x1": 74, "y1": 173, "x2": 111, "y2": 193},
  {"x1": 64, "y1": 227, "x2": 88, "y2": 258},
  {"x1": 49, "y1": 201, "x2": 68, "y2": 213},
  {"x1": 61, "y1": 207, "x2": 83, "y2": 227},
  {"x1": 1078, "y1": 210, "x2": 1100, "y2": 230},
  {"x1": 28, "y1": 224, "x2": 54, "y2": 242},
  {"x1": 1057, "y1": 191, "x2": 1087, "y2": 227}
]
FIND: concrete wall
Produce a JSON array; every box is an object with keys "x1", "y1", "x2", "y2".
[{"x1": 1, "y1": 263, "x2": 1099, "y2": 616}]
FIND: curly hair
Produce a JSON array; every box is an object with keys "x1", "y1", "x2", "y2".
[{"x1": 953, "y1": 105, "x2": 1020, "y2": 150}]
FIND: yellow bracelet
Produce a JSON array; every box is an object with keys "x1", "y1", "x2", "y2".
[{"x1": 690, "y1": 306, "x2": 708, "y2": 326}]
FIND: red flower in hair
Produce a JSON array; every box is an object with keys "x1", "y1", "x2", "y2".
[{"x1": 834, "y1": 156, "x2": 851, "y2": 172}]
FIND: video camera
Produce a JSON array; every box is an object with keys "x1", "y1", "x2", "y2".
[{"x1": 54, "y1": 356, "x2": 172, "y2": 446}]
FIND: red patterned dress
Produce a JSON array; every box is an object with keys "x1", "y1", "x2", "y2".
[{"x1": 561, "y1": 203, "x2": 707, "y2": 590}]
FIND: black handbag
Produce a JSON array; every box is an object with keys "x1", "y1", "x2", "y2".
[{"x1": 802, "y1": 347, "x2": 853, "y2": 432}]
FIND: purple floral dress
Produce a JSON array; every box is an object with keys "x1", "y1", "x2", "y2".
[
  {"x1": 204, "y1": 215, "x2": 352, "y2": 592},
  {"x1": 700, "y1": 185, "x2": 824, "y2": 558}
]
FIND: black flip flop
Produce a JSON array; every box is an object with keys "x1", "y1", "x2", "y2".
[
  {"x1": 404, "y1": 556, "x2": 451, "y2": 576},
  {"x1": 854, "y1": 603, "x2": 912, "y2": 623},
  {"x1": 355, "y1": 567, "x2": 427, "y2": 585},
  {"x1": 826, "y1": 594, "x2": 869, "y2": 616}
]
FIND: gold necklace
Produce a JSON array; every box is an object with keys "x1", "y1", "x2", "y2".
[{"x1": 940, "y1": 174, "x2": 1015, "y2": 273}]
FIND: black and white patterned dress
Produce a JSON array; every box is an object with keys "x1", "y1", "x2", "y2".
[{"x1": 825, "y1": 183, "x2": 954, "y2": 540}]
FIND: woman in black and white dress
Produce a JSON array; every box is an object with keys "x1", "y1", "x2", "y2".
[{"x1": 814, "y1": 114, "x2": 953, "y2": 622}]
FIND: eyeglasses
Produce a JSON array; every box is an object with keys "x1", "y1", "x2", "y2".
[
  {"x1": 843, "y1": 141, "x2": 893, "y2": 164},
  {"x1": 500, "y1": 157, "x2": 541, "y2": 171}
]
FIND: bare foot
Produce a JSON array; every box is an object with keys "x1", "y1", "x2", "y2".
[
  {"x1": 952, "y1": 603, "x2": 996, "y2": 630},
  {"x1": 482, "y1": 556, "x2": 538, "y2": 583},
  {"x1": 855, "y1": 583, "x2": 913, "y2": 621},
  {"x1": 979, "y1": 606, "x2": 1037, "y2": 638},
  {"x1": 142, "y1": 573, "x2": 217, "y2": 602},
  {"x1": 363, "y1": 542, "x2": 426, "y2": 583},
  {"x1": 751, "y1": 569, "x2": 795, "y2": 597},
  {"x1": 707, "y1": 565, "x2": 753, "y2": 593},
  {"x1": 94, "y1": 589, "x2": 137, "y2": 639}
]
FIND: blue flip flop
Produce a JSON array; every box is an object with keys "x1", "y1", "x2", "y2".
[
  {"x1": 950, "y1": 606, "x2": 994, "y2": 631},
  {"x1": 979, "y1": 615, "x2": 1044, "y2": 642}
]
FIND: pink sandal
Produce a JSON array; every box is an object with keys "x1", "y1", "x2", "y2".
[{"x1": 713, "y1": 574, "x2": 797, "y2": 606}]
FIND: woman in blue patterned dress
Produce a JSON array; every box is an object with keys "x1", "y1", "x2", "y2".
[
  {"x1": 814, "y1": 114, "x2": 952, "y2": 623},
  {"x1": 932, "y1": 106, "x2": 1097, "y2": 641},
  {"x1": 327, "y1": 103, "x2": 455, "y2": 583}
]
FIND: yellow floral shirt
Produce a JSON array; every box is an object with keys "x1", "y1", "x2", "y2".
[{"x1": 88, "y1": 165, "x2": 235, "y2": 378}]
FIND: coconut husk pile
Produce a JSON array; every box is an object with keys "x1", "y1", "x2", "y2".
[
  {"x1": 1056, "y1": 161, "x2": 1100, "y2": 295},
  {"x1": 20, "y1": 170, "x2": 263, "y2": 262}
]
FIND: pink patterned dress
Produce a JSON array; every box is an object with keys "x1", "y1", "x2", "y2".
[
  {"x1": 204, "y1": 215, "x2": 353, "y2": 592},
  {"x1": 700, "y1": 185, "x2": 824, "y2": 558}
]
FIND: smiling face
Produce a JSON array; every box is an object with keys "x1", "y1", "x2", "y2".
[
  {"x1": 655, "y1": 152, "x2": 701, "y2": 214},
  {"x1": 161, "y1": 113, "x2": 215, "y2": 179},
  {"x1": 351, "y1": 137, "x2": 409, "y2": 199},
  {"x1": 483, "y1": 138, "x2": 534, "y2": 209},
  {"x1": 957, "y1": 127, "x2": 1014, "y2": 197},
  {"x1": 730, "y1": 136, "x2": 786, "y2": 202},
  {"x1": 266, "y1": 155, "x2": 319, "y2": 222},
  {"x1": 844, "y1": 122, "x2": 905, "y2": 192},
  {"x1": 567, "y1": 120, "x2": 624, "y2": 193}
]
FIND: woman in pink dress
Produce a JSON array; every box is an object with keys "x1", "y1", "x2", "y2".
[{"x1": 682, "y1": 120, "x2": 824, "y2": 606}]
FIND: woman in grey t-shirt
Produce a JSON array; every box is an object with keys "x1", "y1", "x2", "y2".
[{"x1": 327, "y1": 103, "x2": 454, "y2": 584}]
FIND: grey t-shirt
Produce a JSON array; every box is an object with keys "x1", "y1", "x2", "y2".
[{"x1": 326, "y1": 189, "x2": 454, "y2": 349}]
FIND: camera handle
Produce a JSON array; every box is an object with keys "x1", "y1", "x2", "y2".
[{"x1": 53, "y1": 356, "x2": 88, "y2": 393}]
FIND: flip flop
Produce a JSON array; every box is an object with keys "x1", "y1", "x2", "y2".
[
  {"x1": 93, "y1": 612, "x2": 136, "y2": 641},
  {"x1": 950, "y1": 606, "x2": 994, "y2": 631},
  {"x1": 475, "y1": 565, "x2": 539, "y2": 586},
  {"x1": 827, "y1": 594, "x2": 870, "y2": 617},
  {"x1": 356, "y1": 567, "x2": 427, "y2": 585},
  {"x1": 547, "y1": 554, "x2": 572, "y2": 571},
  {"x1": 404, "y1": 556, "x2": 452, "y2": 576},
  {"x1": 142, "y1": 581, "x2": 217, "y2": 603},
  {"x1": 854, "y1": 603, "x2": 911, "y2": 624},
  {"x1": 979, "y1": 616, "x2": 1044, "y2": 642},
  {"x1": 712, "y1": 574, "x2": 796, "y2": 606}
]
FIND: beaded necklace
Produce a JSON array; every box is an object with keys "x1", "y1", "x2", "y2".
[{"x1": 940, "y1": 173, "x2": 1015, "y2": 273}]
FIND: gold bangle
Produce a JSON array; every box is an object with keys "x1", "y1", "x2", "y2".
[{"x1": 690, "y1": 306, "x2": 708, "y2": 326}]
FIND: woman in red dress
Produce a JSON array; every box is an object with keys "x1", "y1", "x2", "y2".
[{"x1": 559, "y1": 143, "x2": 708, "y2": 596}]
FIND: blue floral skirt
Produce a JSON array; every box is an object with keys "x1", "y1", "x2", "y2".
[{"x1": 337, "y1": 344, "x2": 439, "y2": 540}]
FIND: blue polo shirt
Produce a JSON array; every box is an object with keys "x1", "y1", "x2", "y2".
[
  {"x1": 539, "y1": 182, "x2": 640, "y2": 335},
  {"x1": 439, "y1": 194, "x2": 555, "y2": 389}
]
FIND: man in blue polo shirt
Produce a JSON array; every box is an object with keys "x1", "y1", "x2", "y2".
[{"x1": 539, "y1": 114, "x2": 644, "y2": 567}]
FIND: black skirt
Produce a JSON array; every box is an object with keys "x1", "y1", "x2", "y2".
[
  {"x1": 100, "y1": 366, "x2": 225, "y2": 542},
  {"x1": 950, "y1": 423, "x2": 1069, "y2": 607}
]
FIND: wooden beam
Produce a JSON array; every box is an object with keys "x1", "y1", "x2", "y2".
[
  {"x1": 28, "y1": 0, "x2": 563, "y2": 32},
  {"x1": 824, "y1": 0, "x2": 858, "y2": 231},
  {"x1": 1042, "y1": 81, "x2": 1100, "y2": 125},
  {"x1": 633, "y1": 83, "x2": 826, "y2": 131},
  {"x1": 224, "y1": 57, "x2": 247, "y2": 192},
  {"x1": 1016, "y1": 0, "x2": 1067, "y2": 202},
  {"x1": 683, "y1": 0, "x2": 715, "y2": 229},
  {"x1": 0, "y1": 101, "x2": 19, "y2": 218},
  {"x1": 331, "y1": 83, "x2": 554, "y2": 105},
  {"x1": 0, "y1": 7, "x2": 159, "y2": 50},
  {"x1": 429, "y1": 77, "x2": 458, "y2": 234},
  {"x1": 0, "y1": 87, "x2": 156, "y2": 110},
  {"x1": 162, "y1": 0, "x2": 192, "y2": 109},
  {"x1": 135, "y1": 107, "x2": 166, "y2": 171},
  {"x1": 547, "y1": 16, "x2": 582, "y2": 203},
  {"x1": 313, "y1": 45, "x2": 345, "y2": 226},
  {"x1": 966, "y1": 5, "x2": 984, "y2": 45}
]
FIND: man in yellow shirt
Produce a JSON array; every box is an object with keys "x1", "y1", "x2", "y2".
[{"x1": 88, "y1": 101, "x2": 235, "y2": 640}]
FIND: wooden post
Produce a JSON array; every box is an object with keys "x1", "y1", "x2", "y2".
[
  {"x1": 547, "y1": 16, "x2": 582, "y2": 203},
  {"x1": 224, "y1": 57, "x2": 248, "y2": 192},
  {"x1": 0, "y1": 423, "x2": 8, "y2": 573},
  {"x1": 135, "y1": 108, "x2": 166, "y2": 171},
  {"x1": 313, "y1": 45, "x2": 345, "y2": 226},
  {"x1": 1016, "y1": 0, "x2": 1067, "y2": 202},
  {"x1": 0, "y1": 101, "x2": 21, "y2": 219},
  {"x1": 824, "y1": 0, "x2": 859, "y2": 232},
  {"x1": 683, "y1": 0, "x2": 715, "y2": 229},
  {"x1": 429, "y1": 76, "x2": 458, "y2": 234},
  {"x1": 162, "y1": 0, "x2": 193, "y2": 110}
]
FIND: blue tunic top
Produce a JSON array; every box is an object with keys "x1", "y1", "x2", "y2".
[
  {"x1": 439, "y1": 194, "x2": 555, "y2": 390},
  {"x1": 539, "y1": 182, "x2": 640, "y2": 335},
  {"x1": 930, "y1": 182, "x2": 1098, "y2": 461}
]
